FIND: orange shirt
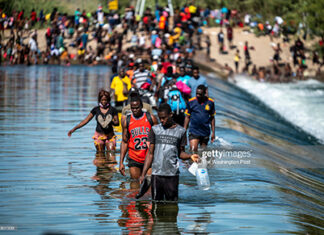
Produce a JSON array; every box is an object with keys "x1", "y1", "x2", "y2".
[
  {"x1": 258, "y1": 23, "x2": 264, "y2": 31},
  {"x1": 159, "y1": 16, "x2": 166, "y2": 29},
  {"x1": 126, "y1": 69, "x2": 134, "y2": 80},
  {"x1": 128, "y1": 113, "x2": 152, "y2": 163}
]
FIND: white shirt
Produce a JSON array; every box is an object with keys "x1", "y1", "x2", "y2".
[
  {"x1": 29, "y1": 38, "x2": 37, "y2": 52},
  {"x1": 97, "y1": 11, "x2": 104, "y2": 24},
  {"x1": 139, "y1": 36, "x2": 146, "y2": 46},
  {"x1": 244, "y1": 14, "x2": 251, "y2": 24},
  {"x1": 125, "y1": 11, "x2": 133, "y2": 20}
]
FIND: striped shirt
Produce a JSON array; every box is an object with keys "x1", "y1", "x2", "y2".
[{"x1": 132, "y1": 69, "x2": 151, "y2": 89}]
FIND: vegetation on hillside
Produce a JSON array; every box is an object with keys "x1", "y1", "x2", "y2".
[{"x1": 1, "y1": 0, "x2": 323, "y2": 40}]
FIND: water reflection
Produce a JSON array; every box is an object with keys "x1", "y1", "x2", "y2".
[
  {"x1": 118, "y1": 201, "x2": 180, "y2": 234},
  {"x1": 118, "y1": 201, "x2": 154, "y2": 234},
  {"x1": 90, "y1": 150, "x2": 182, "y2": 234},
  {"x1": 151, "y1": 202, "x2": 180, "y2": 234},
  {"x1": 0, "y1": 66, "x2": 105, "y2": 110},
  {"x1": 90, "y1": 151, "x2": 118, "y2": 224},
  {"x1": 92, "y1": 152, "x2": 117, "y2": 192},
  {"x1": 291, "y1": 212, "x2": 324, "y2": 235},
  {"x1": 185, "y1": 210, "x2": 212, "y2": 233}
]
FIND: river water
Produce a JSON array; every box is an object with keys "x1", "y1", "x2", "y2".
[{"x1": 0, "y1": 65, "x2": 323, "y2": 234}]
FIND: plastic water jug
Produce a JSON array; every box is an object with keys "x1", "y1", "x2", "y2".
[{"x1": 196, "y1": 168, "x2": 210, "y2": 190}]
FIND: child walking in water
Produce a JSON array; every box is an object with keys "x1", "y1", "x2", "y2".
[{"x1": 68, "y1": 89, "x2": 119, "y2": 152}]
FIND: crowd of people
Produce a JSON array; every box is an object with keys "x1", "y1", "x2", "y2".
[
  {"x1": 214, "y1": 10, "x2": 323, "y2": 82},
  {"x1": 62, "y1": 4, "x2": 218, "y2": 202},
  {"x1": 0, "y1": 5, "x2": 127, "y2": 65},
  {"x1": 0, "y1": 4, "x2": 208, "y2": 66},
  {"x1": 3, "y1": 2, "x2": 323, "y2": 204},
  {"x1": 68, "y1": 67, "x2": 214, "y2": 202},
  {"x1": 1, "y1": 4, "x2": 323, "y2": 82},
  {"x1": 245, "y1": 38, "x2": 323, "y2": 82},
  {"x1": 2, "y1": 2, "x2": 323, "y2": 202}
]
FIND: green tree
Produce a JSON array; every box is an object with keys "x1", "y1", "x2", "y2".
[
  {"x1": 303, "y1": 0, "x2": 324, "y2": 38},
  {"x1": 0, "y1": 0, "x2": 14, "y2": 14}
]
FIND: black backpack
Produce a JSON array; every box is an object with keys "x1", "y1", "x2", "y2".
[{"x1": 126, "y1": 112, "x2": 154, "y2": 131}]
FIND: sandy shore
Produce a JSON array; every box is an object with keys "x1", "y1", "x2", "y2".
[{"x1": 197, "y1": 27, "x2": 322, "y2": 80}]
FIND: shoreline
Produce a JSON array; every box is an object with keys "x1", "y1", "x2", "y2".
[
  {"x1": 1, "y1": 26, "x2": 323, "y2": 83},
  {"x1": 193, "y1": 27, "x2": 324, "y2": 83},
  {"x1": 193, "y1": 48, "x2": 324, "y2": 83}
]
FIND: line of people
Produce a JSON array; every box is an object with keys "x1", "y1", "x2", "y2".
[
  {"x1": 67, "y1": 24, "x2": 216, "y2": 201},
  {"x1": 62, "y1": 3, "x2": 217, "y2": 202},
  {"x1": 68, "y1": 76, "x2": 215, "y2": 202}
]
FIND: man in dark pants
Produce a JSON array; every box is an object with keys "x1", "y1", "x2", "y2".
[{"x1": 139, "y1": 103, "x2": 199, "y2": 201}]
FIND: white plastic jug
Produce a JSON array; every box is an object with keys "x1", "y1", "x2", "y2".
[{"x1": 196, "y1": 168, "x2": 210, "y2": 190}]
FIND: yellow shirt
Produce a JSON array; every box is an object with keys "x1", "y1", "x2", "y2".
[
  {"x1": 173, "y1": 27, "x2": 182, "y2": 42},
  {"x1": 189, "y1": 5, "x2": 197, "y2": 14},
  {"x1": 234, "y1": 53, "x2": 240, "y2": 62},
  {"x1": 110, "y1": 75, "x2": 131, "y2": 102}
]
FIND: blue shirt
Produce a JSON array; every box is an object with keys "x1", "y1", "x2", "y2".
[
  {"x1": 75, "y1": 10, "x2": 81, "y2": 21},
  {"x1": 81, "y1": 33, "x2": 88, "y2": 49},
  {"x1": 177, "y1": 75, "x2": 191, "y2": 85},
  {"x1": 185, "y1": 97, "x2": 215, "y2": 136},
  {"x1": 161, "y1": 75, "x2": 173, "y2": 87},
  {"x1": 151, "y1": 34, "x2": 158, "y2": 46},
  {"x1": 188, "y1": 75, "x2": 208, "y2": 98}
]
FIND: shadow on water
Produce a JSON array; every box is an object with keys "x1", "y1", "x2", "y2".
[{"x1": 0, "y1": 66, "x2": 323, "y2": 234}]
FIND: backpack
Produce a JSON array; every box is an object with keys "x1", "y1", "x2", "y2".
[
  {"x1": 158, "y1": 76, "x2": 174, "y2": 100},
  {"x1": 167, "y1": 89, "x2": 186, "y2": 115},
  {"x1": 126, "y1": 112, "x2": 154, "y2": 131}
]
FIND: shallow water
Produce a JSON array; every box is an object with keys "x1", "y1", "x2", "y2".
[{"x1": 0, "y1": 66, "x2": 323, "y2": 234}]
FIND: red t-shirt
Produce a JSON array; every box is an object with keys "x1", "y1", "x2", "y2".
[
  {"x1": 143, "y1": 16, "x2": 149, "y2": 24},
  {"x1": 128, "y1": 113, "x2": 152, "y2": 163},
  {"x1": 31, "y1": 11, "x2": 37, "y2": 21}
]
